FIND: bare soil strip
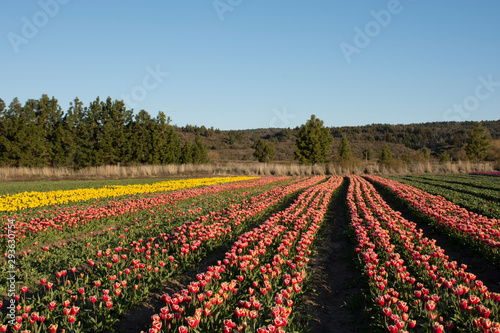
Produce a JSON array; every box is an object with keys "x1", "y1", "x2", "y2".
[{"x1": 301, "y1": 180, "x2": 371, "y2": 333}]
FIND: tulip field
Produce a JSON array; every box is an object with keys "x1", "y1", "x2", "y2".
[{"x1": 1, "y1": 174, "x2": 500, "y2": 332}]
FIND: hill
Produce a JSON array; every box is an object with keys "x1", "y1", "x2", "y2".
[{"x1": 177, "y1": 120, "x2": 500, "y2": 162}]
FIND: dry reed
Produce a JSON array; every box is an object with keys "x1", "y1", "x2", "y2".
[{"x1": 0, "y1": 161, "x2": 496, "y2": 181}]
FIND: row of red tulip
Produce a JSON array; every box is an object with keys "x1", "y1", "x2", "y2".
[
  {"x1": 365, "y1": 176, "x2": 500, "y2": 254},
  {"x1": 2, "y1": 177, "x2": 288, "y2": 248},
  {"x1": 348, "y1": 175, "x2": 500, "y2": 332},
  {"x1": 1, "y1": 177, "x2": 323, "y2": 332},
  {"x1": 237, "y1": 176, "x2": 340, "y2": 333},
  {"x1": 0, "y1": 177, "x2": 296, "y2": 291},
  {"x1": 254, "y1": 178, "x2": 338, "y2": 333},
  {"x1": 143, "y1": 176, "x2": 342, "y2": 333},
  {"x1": 361, "y1": 177, "x2": 500, "y2": 331}
]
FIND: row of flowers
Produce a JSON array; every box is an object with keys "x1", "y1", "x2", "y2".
[
  {"x1": 471, "y1": 172, "x2": 500, "y2": 177},
  {"x1": 348, "y1": 175, "x2": 500, "y2": 332},
  {"x1": 2, "y1": 177, "x2": 294, "y2": 282},
  {"x1": 0, "y1": 177, "x2": 293, "y2": 295},
  {"x1": 142, "y1": 176, "x2": 342, "y2": 333},
  {"x1": 366, "y1": 176, "x2": 500, "y2": 258},
  {"x1": 0, "y1": 177, "x2": 258, "y2": 212},
  {"x1": 392, "y1": 175, "x2": 500, "y2": 220},
  {"x1": 1, "y1": 177, "x2": 285, "y2": 250},
  {"x1": 1, "y1": 177, "x2": 323, "y2": 332}
]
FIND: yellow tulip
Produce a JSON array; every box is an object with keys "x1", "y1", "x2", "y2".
[{"x1": 0, "y1": 177, "x2": 256, "y2": 212}]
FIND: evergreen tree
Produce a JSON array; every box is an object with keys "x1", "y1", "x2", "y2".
[
  {"x1": 155, "y1": 112, "x2": 181, "y2": 164},
  {"x1": 0, "y1": 98, "x2": 24, "y2": 166},
  {"x1": 252, "y1": 139, "x2": 276, "y2": 162},
  {"x1": 65, "y1": 97, "x2": 91, "y2": 168},
  {"x1": 86, "y1": 97, "x2": 133, "y2": 166},
  {"x1": 465, "y1": 123, "x2": 492, "y2": 162},
  {"x1": 36, "y1": 95, "x2": 67, "y2": 166},
  {"x1": 0, "y1": 99, "x2": 6, "y2": 165},
  {"x1": 192, "y1": 135, "x2": 209, "y2": 164},
  {"x1": 181, "y1": 141, "x2": 193, "y2": 164},
  {"x1": 131, "y1": 110, "x2": 154, "y2": 164},
  {"x1": 295, "y1": 115, "x2": 333, "y2": 164},
  {"x1": 362, "y1": 148, "x2": 373, "y2": 161},
  {"x1": 16, "y1": 98, "x2": 52, "y2": 166},
  {"x1": 379, "y1": 144, "x2": 393, "y2": 164},
  {"x1": 99, "y1": 97, "x2": 133, "y2": 165},
  {"x1": 338, "y1": 136, "x2": 352, "y2": 162},
  {"x1": 85, "y1": 97, "x2": 104, "y2": 166}
]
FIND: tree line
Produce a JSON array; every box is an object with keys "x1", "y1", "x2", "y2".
[
  {"x1": 0, "y1": 95, "x2": 209, "y2": 168},
  {"x1": 253, "y1": 115, "x2": 495, "y2": 164}
]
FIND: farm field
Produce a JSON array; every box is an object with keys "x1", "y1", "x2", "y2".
[
  {"x1": 391, "y1": 175, "x2": 500, "y2": 219},
  {"x1": 1, "y1": 174, "x2": 500, "y2": 332}
]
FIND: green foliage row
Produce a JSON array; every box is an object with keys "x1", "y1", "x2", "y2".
[
  {"x1": 392, "y1": 175, "x2": 500, "y2": 219},
  {"x1": 0, "y1": 95, "x2": 209, "y2": 168}
]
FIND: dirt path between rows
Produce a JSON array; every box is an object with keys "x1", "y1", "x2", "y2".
[
  {"x1": 372, "y1": 181, "x2": 500, "y2": 294},
  {"x1": 300, "y1": 180, "x2": 370, "y2": 333}
]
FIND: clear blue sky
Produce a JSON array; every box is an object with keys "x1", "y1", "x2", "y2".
[{"x1": 1, "y1": 0, "x2": 499, "y2": 130}]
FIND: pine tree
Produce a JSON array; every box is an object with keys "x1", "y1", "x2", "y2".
[
  {"x1": 252, "y1": 139, "x2": 276, "y2": 162},
  {"x1": 36, "y1": 95, "x2": 67, "y2": 166},
  {"x1": 295, "y1": 115, "x2": 333, "y2": 164},
  {"x1": 131, "y1": 110, "x2": 154, "y2": 164},
  {"x1": 379, "y1": 144, "x2": 393, "y2": 164},
  {"x1": 100, "y1": 97, "x2": 133, "y2": 165},
  {"x1": 181, "y1": 141, "x2": 193, "y2": 164},
  {"x1": 155, "y1": 112, "x2": 181, "y2": 164},
  {"x1": 19, "y1": 98, "x2": 51, "y2": 166},
  {"x1": 192, "y1": 135, "x2": 209, "y2": 164},
  {"x1": 338, "y1": 136, "x2": 352, "y2": 162},
  {"x1": 0, "y1": 98, "x2": 8, "y2": 166},
  {"x1": 0, "y1": 98, "x2": 24, "y2": 166},
  {"x1": 465, "y1": 123, "x2": 492, "y2": 162},
  {"x1": 85, "y1": 97, "x2": 104, "y2": 166},
  {"x1": 65, "y1": 97, "x2": 91, "y2": 168},
  {"x1": 88, "y1": 97, "x2": 133, "y2": 166}
]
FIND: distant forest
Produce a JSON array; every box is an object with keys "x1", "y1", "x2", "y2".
[{"x1": 1, "y1": 95, "x2": 499, "y2": 167}]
